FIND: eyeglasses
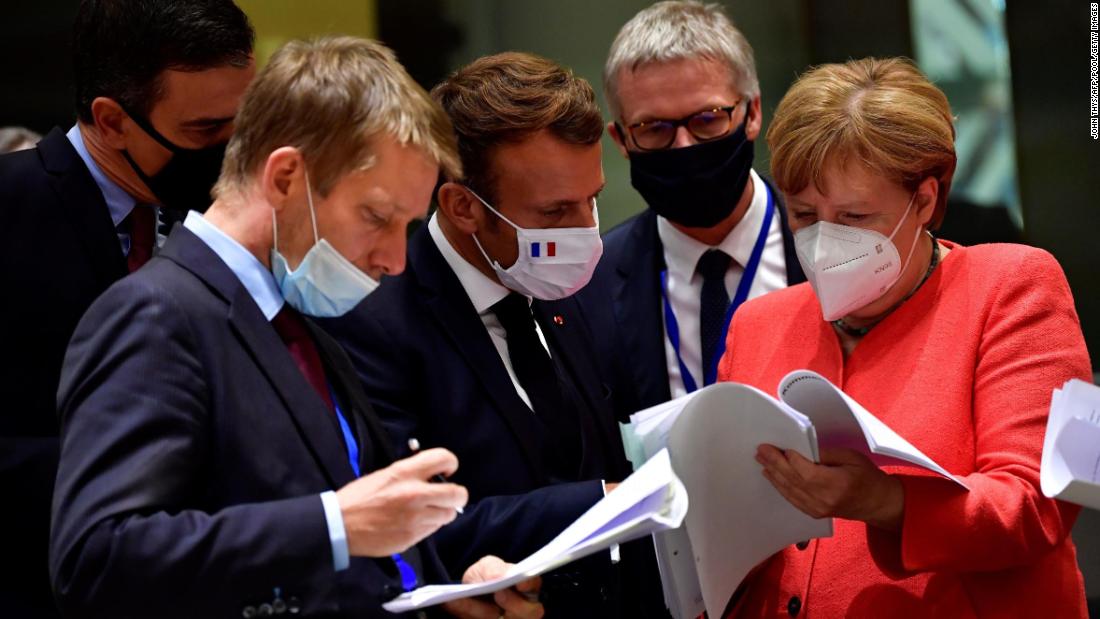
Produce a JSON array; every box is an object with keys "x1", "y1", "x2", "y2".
[{"x1": 621, "y1": 100, "x2": 744, "y2": 151}]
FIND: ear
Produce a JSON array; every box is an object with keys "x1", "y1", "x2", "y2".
[
  {"x1": 607, "y1": 121, "x2": 630, "y2": 159},
  {"x1": 261, "y1": 147, "x2": 305, "y2": 214},
  {"x1": 914, "y1": 176, "x2": 939, "y2": 227},
  {"x1": 437, "y1": 182, "x2": 481, "y2": 234},
  {"x1": 745, "y1": 95, "x2": 763, "y2": 142},
  {"x1": 90, "y1": 97, "x2": 131, "y2": 150}
]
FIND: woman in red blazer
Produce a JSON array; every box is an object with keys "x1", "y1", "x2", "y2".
[{"x1": 718, "y1": 57, "x2": 1090, "y2": 618}]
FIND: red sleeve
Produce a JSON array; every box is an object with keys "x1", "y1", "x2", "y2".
[{"x1": 898, "y1": 247, "x2": 1090, "y2": 572}]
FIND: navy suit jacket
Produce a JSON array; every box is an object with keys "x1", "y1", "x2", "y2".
[
  {"x1": 579, "y1": 177, "x2": 806, "y2": 422},
  {"x1": 320, "y1": 226, "x2": 633, "y2": 573},
  {"x1": 0, "y1": 127, "x2": 129, "y2": 618},
  {"x1": 51, "y1": 226, "x2": 449, "y2": 618}
]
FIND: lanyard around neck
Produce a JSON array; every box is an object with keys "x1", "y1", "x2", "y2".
[{"x1": 659, "y1": 185, "x2": 775, "y2": 393}]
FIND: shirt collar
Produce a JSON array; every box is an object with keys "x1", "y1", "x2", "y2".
[
  {"x1": 657, "y1": 169, "x2": 769, "y2": 282},
  {"x1": 66, "y1": 124, "x2": 138, "y2": 228},
  {"x1": 428, "y1": 212, "x2": 513, "y2": 314},
  {"x1": 183, "y1": 211, "x2": 285, "y2": 320}
]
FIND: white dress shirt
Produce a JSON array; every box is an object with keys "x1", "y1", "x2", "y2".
[
  {"x1": 428, "y1": 213, "x2": 550, "y2": 412},
  {"x1": 657, "y1": 169, "x2": 788, "y2": 398}
]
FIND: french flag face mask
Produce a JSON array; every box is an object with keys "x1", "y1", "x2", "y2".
[{"x1": 467, "y1": 188, "x2": 603, "y2": 301}]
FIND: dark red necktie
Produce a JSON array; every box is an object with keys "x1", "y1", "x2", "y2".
[
  {"x1": 270, "y1": 305, "x2": 335, "y2": 411},
  {"x1": 126, "y1": 204, "x2": 156, "y2": 272}
]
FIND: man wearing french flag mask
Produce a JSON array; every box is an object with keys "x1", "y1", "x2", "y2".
[{"x1": 322, "y1": 52, "x2": 648, "y2": 617}]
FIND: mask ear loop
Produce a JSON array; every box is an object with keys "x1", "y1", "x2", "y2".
[
  {"x1": 271, "y1": 208, "x2": 280, "y2": 252},
  {"x1": 303, "y1": 168, "x2": 320, "y2": 245},
  {"x1": 466, "y1": 186, "x2": 520, "y2": 272},
  {"x1": 894, "y1": 190, "x2": 924, "y2": 276}
]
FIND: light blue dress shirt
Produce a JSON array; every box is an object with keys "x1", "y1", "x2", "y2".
[
  {"x1": 65, "y1": 125, "x2": 167, "y2": 256},
  {"x1": 182, "y1": 211, "x2": 351, "y2": 572}
]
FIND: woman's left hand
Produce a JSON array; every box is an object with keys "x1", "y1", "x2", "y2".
[{"x1": 755, "y1": 444, "x2": 905, "y2": 531}]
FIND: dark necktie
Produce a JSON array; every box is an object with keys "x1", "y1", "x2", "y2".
[
  {"x1": 270, "y1": 305, "x2": 335, "y2": 412},
  {"x1": 491, "y1": 293, "x2": 564, "y2": 419},
  {"x1": 697, "y1": 249, "x2": 733, "y2": 385},
  {"x1": 125, "y1": 204, "x2": 156, "y2": 273}
]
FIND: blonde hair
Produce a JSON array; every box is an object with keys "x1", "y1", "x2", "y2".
[
  {"x1": 767, "y1": 57, "x2": 957, "y2": 228},
  {"x1": 215, "y1": 36, "x2": 461, "y2": 199},
  {"x1": 603, "y1": 0, "x2": 759, "y2": 119}
]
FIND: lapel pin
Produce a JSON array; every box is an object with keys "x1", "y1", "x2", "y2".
[{"x1": 553, "y1": 315, "x2": 565, "y2": 326}]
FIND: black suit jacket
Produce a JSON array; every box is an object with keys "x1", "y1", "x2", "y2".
[
  {"x1": 320, "y1": 226, "x2": 633, "y2": 574},
  {"x1": 51, "y1": 226, "x2": 449, "y2": 618},
  {"x1": 0, "y1": 127, "x2": 129, "y2": 618},
  {"x1": 578, "y1": 177, "x2": 806, "y2": 421}
]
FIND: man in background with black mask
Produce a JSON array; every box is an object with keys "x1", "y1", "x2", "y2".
[
  {"x1": 581, "y1": 0, "x2": 805, "y2": 424},
  {"x1": 0, "y1": 1, "x2": 253, "y2": 615}
]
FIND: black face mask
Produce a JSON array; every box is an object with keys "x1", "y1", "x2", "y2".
[
  {"x1": 122, "y1": 109, "x2": 226, "y2": 215},
  {"x1": 627, "y1": 118, "x2": 754, "y2": 229}
]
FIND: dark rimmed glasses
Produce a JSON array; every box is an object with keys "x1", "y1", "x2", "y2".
[{"x1": 621, "y1": 100, "x2": 744, "y2": 151}]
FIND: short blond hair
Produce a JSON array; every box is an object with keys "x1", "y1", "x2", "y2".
[
  {"x1": 603, "y1": 1, "x2": 759, "y2": 119},
  {"x1": 767, "y1": 57, "x2": 957, "y2": 229},
  {"x1": 215, "y1": 36, "x2": 461, "y2": 199}
]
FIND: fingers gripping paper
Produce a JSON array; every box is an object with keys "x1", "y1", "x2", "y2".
[
  {"x1": 382, "y1": 449, "x2": 688, "y2": 613},
  {"x1": 666, "y1": 384, "x2": 831, "y2": 616}
]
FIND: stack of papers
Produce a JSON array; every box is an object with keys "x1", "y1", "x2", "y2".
[
  {"x1": 1041, "y1": 379, "x2": 1100, "y2": 510},
  {"x1": 621, "y1": 369, "x2": 967, "y2": 618},
  {"x1": 383, "y1": 449, "x2": 688, "y2": 613}
]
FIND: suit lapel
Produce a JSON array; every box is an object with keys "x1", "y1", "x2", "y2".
[
  {"x1": 533, "y1": 299, "x2": 621, "y2": 464},
  {"x1": 408, "y1": 228, "x2": 550, "y2": 482},
  {"x1": 613, "y1": 211, "x2": 673, "y2": 410},
  {"x1": 309, "y1": 322, "x2": 398, "y2": 469},
  {"x1": 159, "y1": 227, "x2": 355, "y2": 489},
  {"x1": 39, "y1": 128, "x2": 127, "y2": 287}
]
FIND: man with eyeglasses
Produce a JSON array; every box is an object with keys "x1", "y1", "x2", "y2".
[{"x1": 581, "y1": 0, "x2": 806, "y2": 425}]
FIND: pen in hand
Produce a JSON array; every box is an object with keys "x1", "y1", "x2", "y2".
[{"x1": 408, "y1": 438, "x2": 464, "y2": 515}]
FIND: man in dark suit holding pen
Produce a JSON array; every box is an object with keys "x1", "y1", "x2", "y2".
[
  {"x1": 0, "y1": 2, "x2": 254, "y2": 615},
  {"x1": 50, "y1": 36, "x2": 542, "y2": 619}
]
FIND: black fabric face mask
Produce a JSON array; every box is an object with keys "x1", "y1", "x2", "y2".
[
  {"x1": 628, "y1": 118, "x2": 754, "y2": 229},
  {"x1": 122, "y1": 109, "x2": 226, "y2": 215}
]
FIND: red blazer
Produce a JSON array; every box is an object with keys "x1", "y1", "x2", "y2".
[{"x1": 718, "y1": 241, "x2": 1090, "y2": 618}]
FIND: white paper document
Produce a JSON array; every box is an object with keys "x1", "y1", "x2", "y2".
[
  {"x1": 1041, "y1": 379, "x2": 1100, "y2": 510},
  {"x1": 382, "y1": 449, "x2": 688, "y2": 613},
  {"x1": 620, "y1": 369, "x2": 967, "y2": 618}
]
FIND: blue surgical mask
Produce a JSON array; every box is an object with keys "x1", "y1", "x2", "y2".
[{"x1": 271, "y1": 170, "x2": 379, "y2": 317}]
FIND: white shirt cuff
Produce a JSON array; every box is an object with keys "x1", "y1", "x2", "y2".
[{"x1": 320, "y1": 491, "x2": 350, "y2": 572}]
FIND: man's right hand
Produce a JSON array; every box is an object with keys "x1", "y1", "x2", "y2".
[{"x1": 336, "y1": 447, "x2": 468, "y2": 557}]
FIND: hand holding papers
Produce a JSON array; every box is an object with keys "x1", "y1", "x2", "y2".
[
  {"x1": 1041, "y1": 378, "x2": 1100, "y2": 510},
  {"x1": 382, "y1": 449, "x2": 688, "y2": 613},
  {"x1": 621, "y1": 369, "x2": 967, "y2": 618}
]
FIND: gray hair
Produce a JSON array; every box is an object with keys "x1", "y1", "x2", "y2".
[
  {"x1": 0, "y1": 126, "x2": 41, "y2": 154},
  {"x1": 603, "y1": 1, "x2": 760, "y2": 118}
]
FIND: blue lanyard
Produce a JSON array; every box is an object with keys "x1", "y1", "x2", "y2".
[
  {"x1": 331, "y1": 387, "x2": 418, "y2": 592},
  {"x1": 660, "y1": 185, "x2": 775, "y2": 393}
]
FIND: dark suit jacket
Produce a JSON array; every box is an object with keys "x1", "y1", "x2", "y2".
[
  {"x1": 578, "y1": 177, "x2": 806, "y2": 422},
  {"x1": 50, "y1": 226, "x2": 449, "y2": 618},
  {"x1": 320, "y1": 226, "x2": 633, "y2": 574},
  {"x1": 0, "y1": 127, "x2": 129, "y2": 618}
]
